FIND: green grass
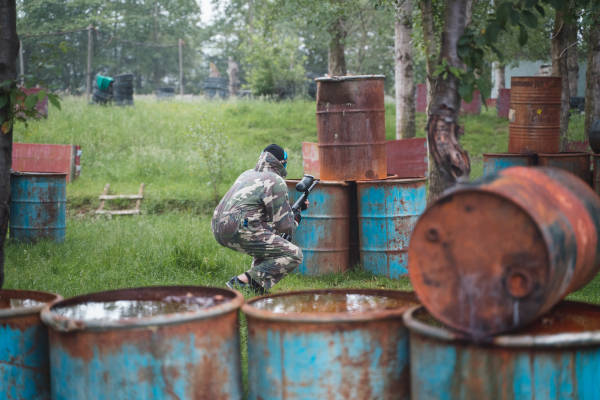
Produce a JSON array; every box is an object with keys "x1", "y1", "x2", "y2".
[{"x1": 4, "y1": 96, "x2": 598, "y2": 302}]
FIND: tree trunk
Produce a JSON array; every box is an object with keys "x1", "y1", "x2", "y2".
[
  {"x1": 492, "y1": 61, "x2": 505, "y2": 95},
  {"x1": 552, "y1": 9, "x2": 571, "y2": 149},
  {"x1": 395, "y1": 0, "x2": 416, "y2": 139},
  {"x1": 584, "y1": 19, "x2": 600, "y2": 139},
  {"x1": 426, "y1": 0, "x2": 472, "y2": 202},
  {"x1": 567, "y1": 19, "x2": 579, "y2": 97},
  {"x1": 0, "y1": 0, "x2": 18, "y2": 288},
  {"x1": 419, "y1": 0, "x2": 437, "y2": 115},
  {"x1": 328, "y1": 14, "x2": 347, "y2": 75}
]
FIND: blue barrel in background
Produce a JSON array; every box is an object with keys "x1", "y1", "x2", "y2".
[
  {"x1": 243, "y1": 289, "x2": 419, "y2": 400},
  {"x1": 1, "y1": 289, "x2": 62, "y2": 400},
  {"x1": 41, "y1": 286, "x2": 243, "y2": 400},
  {"x1": 356, "y1": 178, "x2": 426, "y2": 278},
  {"x1": 10, "y1": 172, "x2": 67, "y2": 243},
  {"x1": 286, "y1": 180, "x2": 353, "y2": 275},
  {"x1": 404, "y1": 302, "x2": 600, "y2": 400},
  {"x1": 482, "y1": 153, "x2": 536, "y2": 176}
]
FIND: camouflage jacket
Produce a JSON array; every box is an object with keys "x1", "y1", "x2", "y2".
[{"x1": 211, "y1": 151, "x2": 296, "y2": 243}]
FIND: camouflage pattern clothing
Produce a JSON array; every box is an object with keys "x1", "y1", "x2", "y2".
[{"x1": 211, "y1": 151, "x2": 303, "y2": 290}]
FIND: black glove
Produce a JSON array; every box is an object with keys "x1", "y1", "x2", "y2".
[
  {"x1": 300, "y1": 199, "x2": 308, "y2": 211},
  {"x1": 293, "y1": 208, "x2": 302, "y2": 224}
]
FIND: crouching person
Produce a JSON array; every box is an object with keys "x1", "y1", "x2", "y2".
[{"x1": 211, "y1": 144, "x2": 303, "y2": 294}]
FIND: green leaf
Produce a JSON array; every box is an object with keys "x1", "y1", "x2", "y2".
[
  {"x1": 509, "y1": 8, "x2": 520, "y2": 25},
  {"x1": 496, "y1": 2, "x2": 512, "y2": 28},
  {"x1": 534, "y1": 4, "x2": 545, "y2": 16},
  {"x1": 521, "y1": 10, "x2": 538, "y2": 29},
  {"x1": 518, "y1": 24, "x2": 528, "y2": 46},
  {"x1": 459, "y1": 83, "x2": 473, "y2": 103},
  {"x1": 24, "y1": 93, "x2": 38, "y2": 110},
  {"x1": 485, "y1": 21, "x2": 501, "y2": 43},
  {"x1": 37, "y1": 90, "x2": 47, "y2": 101},
  {"x1": 0, "y1": 95, "x2": 7, "y2": 109},
  {"x1": 48, "y1": 94, "x2": 61, "y2": 110},
  {"x1": 449, "y1": 66, "x2": 463, "y2": 78}
]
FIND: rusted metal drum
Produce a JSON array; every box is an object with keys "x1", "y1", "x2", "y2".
[
  {"x1": 41, "y1": 286, "x2": 243, "y2": 400},
  {"x1": 404, "y1": 302, "x2": 600, "y2": 399},
  {"x1": 0, "y1": 289, "x2": 61, "y2": 400},
  {"x1": 593, "y1": 154, "x2": 600, "y2": 196},
  {"x1": 243, "y1": 289, "x2": 419, "y2": 400},
  {"x1": 508, "y1": 76, "x2": 561, "y2": 153},
  {"x1": 10, "y1": 172, "x2": 67, "y2": 243},
  {"x1": 482, "y1": 153, "x2": 536, "y2": 176},
  {"x1": 409, "y1": 166, "x2": 600, "y2": 337},
  {"x1": 356, "y1": 178, "x2": 426, "y2": 278},
  {"x1": 316, "y1": 75, "x2": 387, "y2": 181},
  {"x1": 286, "y1": 180, "x2": 353, "y2": 275},
  {"x1": 537, "y1": 152, "x2": 592, "y2": 186}
]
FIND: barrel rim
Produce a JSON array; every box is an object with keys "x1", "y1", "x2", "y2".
[
  {"x1": 510, "y1": 76, "x2": 562, "y2": 82},
  {"x1": 355, "y1": 177, "x2": 427, "y2": 184},
  {"x1": 40, "y1": 285, "x2": 244, "y2": 332},
  {"x1": 242, "y1": 288, "x2": 418, "y2": 323},
  {"x1": 315, "y1": 75, "x2": 385, "y2": 82},
  {"x1": 286, "y1": 178, "x2": 350, "y2": 186},
  {"x1": 403, "y1": 304, "x2": 600, "y2": 347},
  {"x1": 0, "y1": 289, "x2": 62, "y2": 319},
  {"x1": 482, "y1": 152, "x2": 537, "y2": 158},
  {"x1": 537, "y1": 152, "x2": 591, "y2": 158},
  {"x1": 10, "y1": 171, "x2": 68, "y2": 177}
]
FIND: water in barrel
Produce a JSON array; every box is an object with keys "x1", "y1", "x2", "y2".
[
  {"x1": 0, "y1": 298, "x2": 46, "y2": 309},
  {"x1": 252, "y1": 292, "x2": 406, "y2": 313}
]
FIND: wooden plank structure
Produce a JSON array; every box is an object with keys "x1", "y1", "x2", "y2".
[{"x1": 95, "y1": 183, "x2": 144, "y2": 216}]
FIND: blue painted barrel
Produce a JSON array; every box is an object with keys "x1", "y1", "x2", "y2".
[
  {"x1": 10, "y1": 172, "x2": 67, "y2": 243},
  {"x1": 243, "y1": 289, "x2": 419, "y2": 400},
  {"x1": 482, "y1": 153, "x2": 536, "y2": 176},
  {"x1": 41, "y1": 286, "x2": 243, "y2": 400},
  {"x1": 286, "y1": 180, "x2": 353, "y2": 275},
  {"x1": 356, "y1": 178, "x2": 426, "y2": 278},
  {"x1": 404, "y1": 301, "x2": 600, "y2": 399},
  {"x1": 1, "y1": 289, "x2": 61, "y2": 400}
]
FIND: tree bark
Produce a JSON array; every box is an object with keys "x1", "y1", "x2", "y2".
[
  {"x1": 567, "y1": 18, "x2": 579, "y2": 97},
  {"x1": 0, "y1": 0, "x2": 18, "y2": 288},
  {"x1": 426, "y1": 0, "x2": 472, "y2": 202},
  {"x1": 328, "y1": 14, "x2": 347, "y2": 75},
  {"x1": 492, "y1": 61, "x2": 505, "y2": 95},
  {"x1": 419, "y1": 0, "x2": 437, "y2": 114},
  {"x1": 552, "y1": 9, "x2": 571, "y2": 149},
  {"x1": 584, "y1": 18, "x2": 600, "y2": 139},
  {"x1": 394, "y1": 0, "x2": 416, "y2": 139}
]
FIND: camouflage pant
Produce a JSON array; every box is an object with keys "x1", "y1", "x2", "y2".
[{"x1": 225, "y1": 224, "x2": 303, "y2": 290}]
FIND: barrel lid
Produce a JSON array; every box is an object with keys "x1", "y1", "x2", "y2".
[
  {"x1": 355, "y1": 176, "x2": 427, "y2": 184},
  {"x1": 404, "y1": 302, "x2": 600, "y2": 347},
  {"x1": 315, "y1": 75, "x2": 385, "y2": 82},
  {"x1": 41, "y1": 286, "x2": 243, "y2": 332},
  {"x1": 11, "y1": 171, "x2": 68, "y2": 177},
  {"x1": 242, "y1": 288, "x2": 418, "y2": 323},
  {"x1": 0, "y1": 289, "x2": 62, "y2": 319}
]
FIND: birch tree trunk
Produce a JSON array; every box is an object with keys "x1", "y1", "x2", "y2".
[
  {"x1": 395, "y1": 0, "x2": 415, "y2": 139},
  {"x1": 0, "y1": 0, "x2": 18, "y2": 288},
  {"x1": 492, "y1": 61, "x2": 506, "y2": 95},
  {"x1": 584, "y1": 19, "x2": 600, "y2": 140},
  {"x1": 426, "y1": 0, "x2": 472, "y2": 202}
]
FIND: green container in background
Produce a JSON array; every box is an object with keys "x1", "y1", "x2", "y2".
[{"x1": 96, "y1": 75, "x2": 114, "y2": 91}]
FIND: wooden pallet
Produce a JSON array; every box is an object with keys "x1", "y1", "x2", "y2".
[{"x1": 95, "y1": 183, "x2": 144, "y2": 215}]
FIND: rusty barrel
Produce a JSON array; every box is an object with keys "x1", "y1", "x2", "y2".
[
  {"x1": 405, "y1": 302, "x2": 600, "y2": 399},
  {"x1": 593, "y1": 154, "x2": 600, "y2": 195},
  {"x1": 41, "y1": 286, "x2": 243, "y2": 400},
  {"x1": 409, "y1": 166, "x2": 600, "y2": 337},
  {"x1": 316, "y1": 75, "x2": 387, "y2": 181},
  {"x1": 243, "y1": 289, "x2": 419, "y2": 400},
  {"x1": 508, "y1": 76, "x2": 561, "y2": 153},
  {"x1": 482, "y1": 153, "x2": 536, "y2": 176},
  {"x1": 538, "y1": 152, "x2": 592, "y2": 186},
  {"x1": 286, "y1": 180, "x2": 353, "y2": 275},
  {"x1": 10, "y1": 172, "x2": 67, "y2": 243},
  {"x1": 1, "y1": 289, "x2": 61, "y2": 400},
  {"x1": 356, "y1": 178, "x2": 427, "y2": 278}
]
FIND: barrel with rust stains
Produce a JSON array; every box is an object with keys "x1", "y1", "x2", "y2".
[
  {"x1": 1, "y1": 289, "x2": 62, "y2": 400},
  {"x1": 286, "y1": 180, "x2": 354, "y2": 275},
  {"x1": 316, "y1": 75, "x2": 387, "y2": 181},
  {"x1": 357, "y1": 178, "x2": 426, "y2": 278},
  {"x1": 10, "y1": 172, "x2": 67, "y2": 243},
  {"x1": 243, "y1": 289, "x2": 419, "y2": 400},
  {"x1": 508, "y1": 76, "x2": 561, "y2": 153},
  {"x1": 482, "y1": 153, "x2": 537, "y2": 176},
  {"x1": 41, "y1": 286, "x2": 243, "y2": 400},
  {"x1": 409, "y1": 166, "x2": 600, "y2": 337},
  {"x1": 404, "y1": 302, "x2": 600, "y2": 399},
  {"x1": 537, "y1": 152, "x2": 591, "y2": 186}
]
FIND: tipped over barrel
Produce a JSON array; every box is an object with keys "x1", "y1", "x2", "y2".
[{"x1": 408, "y1": 167, "x2": 600, "y2": 337}]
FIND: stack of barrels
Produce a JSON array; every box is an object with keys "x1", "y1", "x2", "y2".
[
  {"x1": 287, "y1": 75, "x2": 427, "y2": 279},
  {"x1": 484, "y1": 76, "x2": 593, "y2": 186},
  {"x1": 113, "y1": 73, "x2": 134, "y2": 106}
]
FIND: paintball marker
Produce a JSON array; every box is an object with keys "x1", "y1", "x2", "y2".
[{"x1": 281, "y1": 174, "x2": 319, "y2": 240}]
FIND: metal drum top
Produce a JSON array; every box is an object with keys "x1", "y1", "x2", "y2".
[
  {"x1": 537, "y1": 152, "x2": 592, "y2": 185},
  {"x1": 482, "y1": 153, "x2": 537, "y2": 176},
  {"x1": 243, "y1": 288, "x2": 419, "y2": 323},
  {"x1": 1, "y1": 289, "x2": 62, "y2": 319},
  {"x1": 42, "y1": 286, "x2": 243, "y2": 331}
]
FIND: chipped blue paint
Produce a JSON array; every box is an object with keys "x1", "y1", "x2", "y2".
[
  {"x1": 10, "y1": 172, "x2": 66, "y2": 243},
  {"x1": 357, "y1": 179, "x2": 426, "y2": 278},
  {"x1": 483, "y1": 154, "x2": 535, "y2": 176},
  {"x1": 0, "y1": 322, "x2": 50, "y2": 400}
]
